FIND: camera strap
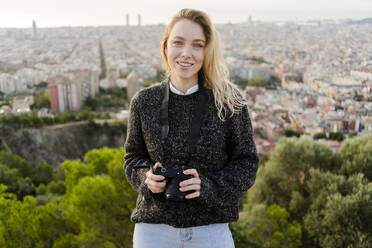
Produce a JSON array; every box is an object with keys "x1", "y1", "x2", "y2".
[{"x1": 160, "y1": 79, "x2": 207, "y2": 165}]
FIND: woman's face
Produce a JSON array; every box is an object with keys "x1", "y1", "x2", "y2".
[{"x1": 165, "y1": 19, "x2": 206, "y2": 84}]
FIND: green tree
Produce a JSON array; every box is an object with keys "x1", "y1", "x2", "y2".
[
  {"x1": 337, "y1": 134, "x2": 372, "y2": 181},
  {"x1": 241, "y1": 134, "x2": 372, "y2": 247},
  {"x1": 17, "y1": 177, "x2": 36, "y2": 199},
  {"x1": 32, "y1": 162, "x2": 54, "y2": 186},
  {"x1": 348, "y1": 132, "x2": 358, "y2": 138},
  {"x1": 0, "y1": 185, "x2": 42, "y2": 247},
  {"x1": 65, "y1": 176, "x2": 133, "y2": 246},
  {"x1": 47, "y1": 181, "x2": 66, "y2": 195},
  {"x1": 36, "y1": 198, "x2": 80, "y2": 248},
  {"x1": 246, "y1": 136, "x2": 336, "y2": 212},
  {"x1": 0, "y1": 150, "x2": 32, "y2": 178},
  {"x1": 0, "y1": 164, "x2": 21, "y2": 194},
  {"x1": 282, "y1": 129, "x2": 303, "y2": 138},
  {"x1": 36, "y1": 183, "x2": 47, "y2": 195},
  {"x1": 237, "y1": 204, "x2": 302, "y2": 248},
  {"x1": 83, "y1": 96, "x2": 100, "y2": 111},
  {"x1": 33, "y1": 91, "x2": 51, "y2": 109},
  {"x1": 60, "y1": 148, "x2": 137, "y2": 247},
  {"x1": 313, "y1": 132, "x2": 326, "y2": 139},
  {"x1": 76, "y1": 109, "x2": 94, "y2": 121},
  {"x1": 328, "y1": 131, "x2": 345, "y2": 142},
  {"x1": 304, "y1": 169, "x2": 372, "y2": 247}
]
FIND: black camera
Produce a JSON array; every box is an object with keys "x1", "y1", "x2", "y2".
[{"x1": 153, "y1": 166, "x2": 194, "y2": 200}]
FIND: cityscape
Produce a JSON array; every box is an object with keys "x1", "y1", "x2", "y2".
[
  {"x1": 1, "y1": 17, "x2": 371, "y2": 155},
  {"x1": 0, "y1": 11, "x2": 371, "y2": 247}
]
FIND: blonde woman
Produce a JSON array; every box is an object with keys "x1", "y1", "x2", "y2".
[{"x1": 124, "y1": 8, "x2": 259, "y2": 248}]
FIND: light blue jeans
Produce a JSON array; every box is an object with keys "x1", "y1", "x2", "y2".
[{"x1": 133, "y1": 222, "x2": 235, "y2": 248}]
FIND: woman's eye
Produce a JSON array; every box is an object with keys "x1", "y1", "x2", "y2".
[
  {"x1": 173, "y1": 41, "x2": 183, "y2": 45},
  {"x1": 193, "y1": 44, "x2": 203, "y2": 48}
]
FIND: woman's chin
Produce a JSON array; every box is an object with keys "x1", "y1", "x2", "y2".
[{"x1": 174, "y1": 72, "x2": 198, "y2": 81}]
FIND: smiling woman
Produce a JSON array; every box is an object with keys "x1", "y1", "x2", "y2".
[
  {"x1": 164, "y1": 19, "x2": 206, "y2": 93},
  {"x1": 124, "y1": 8, "x2": 259, "y2": 248}
]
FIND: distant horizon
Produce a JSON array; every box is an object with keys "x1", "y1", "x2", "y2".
[
  {"x1": 1, "y1": 0, "x2": 372, "y2": 28},
  {"x1": 1, "y1": 16, "x2": 371, "y2": 29}
]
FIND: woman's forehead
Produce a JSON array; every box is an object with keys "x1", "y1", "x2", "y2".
[{"x1": 169, "y1": 19, "x2": 206, "y2": 42}]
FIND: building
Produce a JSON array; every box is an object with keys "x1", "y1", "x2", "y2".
[
  {"x1": 71, "y1": 69, "x2": 100, "y2": 100},
  {"x1": 138, "y1": 14, "x2": 142, "y2": 26},
  {"x1": 126, "y1": 14, "x2": 130, "y2": 26},
  {"x1": 32, "y1": 20, "x2": 37, "y2": 40},
  {"x1": 0, "y1": 74, "x2": 16, "y2": 94},
  {"x1": 48, "y1": 69, "x2": 99, "y2": 112},
  {"x1": 230, "y1": 64, "x2": 271, "y2": 81},
  {"x1": 11, "y1": 95, "x2": 34, "y2": 114},
  {"x1": 48, "y1": 75, "x2": 80, "y2": 112},
  {"x1": 244, "y1": 86, "x2": 266, "y2": 105},
  {"x1": 126, "y1": 71, "x2": 140, "y2": 101}
]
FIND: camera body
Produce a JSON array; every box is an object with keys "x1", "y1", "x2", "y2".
[{"x1": 153, "y1": 166, "x2": 193, "y2": 200}]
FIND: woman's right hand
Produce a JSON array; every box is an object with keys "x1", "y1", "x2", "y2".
[{"x1": 145, "y1": 162, "x2": 167, "y2": 193}]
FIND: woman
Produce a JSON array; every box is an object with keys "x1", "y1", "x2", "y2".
[{"x1": 124, "y1": 8, "x2": 259, "y2": 248}]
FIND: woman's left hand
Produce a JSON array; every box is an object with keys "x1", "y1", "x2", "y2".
[{"x1": 180, "y1": 169, "x2": 201, "y2": 199}]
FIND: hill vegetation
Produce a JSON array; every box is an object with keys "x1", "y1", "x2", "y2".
[{"x1": 0, "y1": 134, "x2": 371, "y2": 247}]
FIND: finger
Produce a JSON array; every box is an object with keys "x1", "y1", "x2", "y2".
[
  {"x1": 149, "y1": 185, "x2": 165, "y2": 193},
  {"x1": 183, "y1": 169, "x2": 199, "y2": 178},
  {"x1": 147, "y1": 179, "x2": 166, "y2": 190},
  {"x1": 185, "y1": 191, "x2": 200, "y2": 199},
  {"x1": 179, "y1": 177, "x2": 201, "y2": 187},
  {"x1": 180, "y1": 184, "x2": 200, "y2": 192},
  {"x1": 148, "y1": 177, "x2": 166, "y2": 187},
  {"x1": 154, "y1": 162, "x2": 162, "y2": 168},
  {"x1": 146, "y1": 170, "x2": 165, "y2": 181},
  {"x1": 149, "y1": 173, "x2": 165, "y2": 182}
]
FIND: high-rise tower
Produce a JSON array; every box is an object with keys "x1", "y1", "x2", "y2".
[
  {"x1": 138, "y1": 14, "x2": 141, "y2": 26},
  {"x1": 126, "y1": 14, "x2": 130, "y2": 26},
  {"x1": 32, "y1": 20, "x2": 37, "y2": 40}
]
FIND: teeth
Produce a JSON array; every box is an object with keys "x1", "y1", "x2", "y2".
[{"x1": 178, "y1": 62, "x2": 193, "y2": 67}]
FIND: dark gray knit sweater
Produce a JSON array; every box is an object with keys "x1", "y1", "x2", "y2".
[{"x1": 124, "y1": 80, "x2": 259, "y2": 228}]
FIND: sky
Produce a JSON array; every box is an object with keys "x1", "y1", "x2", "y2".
[{"x1": 0, "y1": 0, "x2": 371, "y2": 28}]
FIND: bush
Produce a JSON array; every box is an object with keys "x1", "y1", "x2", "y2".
[
  {"x1": 313, "y1": 132, "x2": 326, "y2": 139},
  {"x1": 47, "y1": 181, "x2": 66, "y2": 195}
]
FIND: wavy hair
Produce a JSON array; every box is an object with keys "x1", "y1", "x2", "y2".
[{"x1": 161, "y1": 8, "x2": 246, "y2": 121}]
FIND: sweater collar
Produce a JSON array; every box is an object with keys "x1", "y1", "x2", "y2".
[{"x1": 169, "y1": 81, "x2": 199, "y2": 95}]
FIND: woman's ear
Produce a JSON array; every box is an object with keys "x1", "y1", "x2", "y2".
[{"x1": 164, "y1": 46, "x2": 168, "y2": 56}]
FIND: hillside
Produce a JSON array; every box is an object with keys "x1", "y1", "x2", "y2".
[{"x1": 0, "y1": 120, "x2": 126, "y2": 167}]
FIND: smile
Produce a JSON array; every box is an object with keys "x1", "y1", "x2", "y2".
[{"x1": 177, "y1": 61, "x2": 194, "y2": 67}]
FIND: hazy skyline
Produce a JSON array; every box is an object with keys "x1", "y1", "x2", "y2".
[{"x1": 1, "y1": 0, "x2": 371, "y2": 28}]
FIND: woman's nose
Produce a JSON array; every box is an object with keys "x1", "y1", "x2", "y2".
[{"x1": 180, "y1": 45, "x2": 192, "y2": 58}]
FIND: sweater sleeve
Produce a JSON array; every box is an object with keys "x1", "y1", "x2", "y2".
[
  {"x1": 123, "y1": 94, "x2": 153, "y2": 196},
  {"x1": 197, "y1": 105, "x2": 259, "y2": 207}
]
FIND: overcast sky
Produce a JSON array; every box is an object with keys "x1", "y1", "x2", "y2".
[{"x1": 1, "y1": 0, "x2": 371, "y2": 28}]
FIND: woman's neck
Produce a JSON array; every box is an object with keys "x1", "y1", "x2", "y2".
[{"x1": 170, "y1": 77, "x2": 198, "y2": 94}]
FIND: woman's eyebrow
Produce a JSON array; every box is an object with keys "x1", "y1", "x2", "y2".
[
  {"x1": 193, "y1": 39, "x2": 206, "y2": 43},
  {"x1": 173, "y1": 36, "x2": 185, "y2": 40},
  {"x1": 173, "y1": 36, "x2": 206, "y2": 43}
]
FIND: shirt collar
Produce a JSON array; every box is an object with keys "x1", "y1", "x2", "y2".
[{"x1": 169, "y1": 81, "x2": 199, "y2": 95}]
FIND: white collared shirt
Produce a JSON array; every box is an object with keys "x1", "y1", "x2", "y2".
[{"x1": 170, "y1": 81, "x2": 199, "y2": 95}]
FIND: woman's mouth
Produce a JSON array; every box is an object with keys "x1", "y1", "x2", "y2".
[{"x1": 177, "y1": 61, "x2": 194, "y2": 68}]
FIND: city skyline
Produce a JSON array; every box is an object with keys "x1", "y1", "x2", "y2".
[{"x1": 1, "y1": 0, "x2": 371, "y2": 28}]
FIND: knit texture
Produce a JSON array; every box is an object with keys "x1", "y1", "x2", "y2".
[{"x1": 124, "y1": 80, "x2": 259, "y2": 228}]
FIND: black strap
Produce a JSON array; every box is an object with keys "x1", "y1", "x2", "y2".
[
  {"x1": 160, "y1": 80, "x2": 170, "y2": 140},
  {"x1": 187, "y1": 85, "x2": 206, "y2": 155},
  {"x1": 160, "y1": 79, "x2": 207, "y2": 166}
]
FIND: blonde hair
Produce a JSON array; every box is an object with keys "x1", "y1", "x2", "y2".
[{"x1": 161, "y1": 8, "x2": 246, "y2": 121}]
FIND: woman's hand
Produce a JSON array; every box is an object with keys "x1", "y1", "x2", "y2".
[
  {"x1": 180, "y1": 169, "x2": 201, "y2": 199},
  {"x1": 145, "y1": 162, "x2": 167, "y2": 193}
]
